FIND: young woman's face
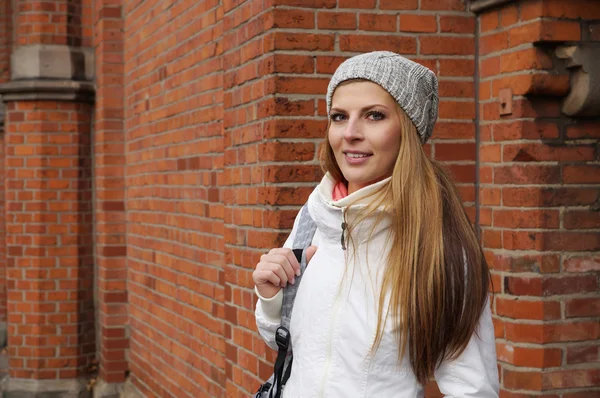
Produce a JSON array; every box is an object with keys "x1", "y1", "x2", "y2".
[{"x1": 328, "y1": 81, "x2": 402, "y2": 194}]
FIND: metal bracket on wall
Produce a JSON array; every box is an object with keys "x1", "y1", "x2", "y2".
[{"x1": 499, "y1": 88, "x2": 513, "y2": 116}]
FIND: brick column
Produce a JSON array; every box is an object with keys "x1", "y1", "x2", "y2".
[
  {"x1": 92, "y1": 1, "x2": 128, "y2": 397},
  {"x1": 471, "y1": 0, "x2": 600, "y2": 395},
  {"x1": 0, "y1": 0, "x2": 12, "y2": 349},
  {"x1": 0, "y1": 0, "x2": 96, "y2": 396}
]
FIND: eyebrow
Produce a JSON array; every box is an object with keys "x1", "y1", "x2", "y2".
[{"x1": 330, "y1": 104, "x2": 389, "y2": 113}]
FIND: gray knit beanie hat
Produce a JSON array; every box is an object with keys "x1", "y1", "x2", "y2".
[{"x1": 326, "y1": 51, "x2": 439, "y2": 144}]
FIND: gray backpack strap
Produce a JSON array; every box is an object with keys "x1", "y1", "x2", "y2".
[
  {"x1": 281, "y1": 204, "x2": 317, "y2": 331},
  {"x1": 255, "y1": 204, "x2": 316, "y2": 398}
]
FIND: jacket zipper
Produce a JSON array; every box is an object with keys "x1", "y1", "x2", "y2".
[
  {"x1": 319, "y1": 208, "x2": 348, "y2": 397},
  {"x1": 340, "y1": 207, "x2": 347, "y2": 250}
]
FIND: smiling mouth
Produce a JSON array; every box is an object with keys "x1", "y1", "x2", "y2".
[{"x1": 344, "y1": 152, "x2": 372, "y2": 158}]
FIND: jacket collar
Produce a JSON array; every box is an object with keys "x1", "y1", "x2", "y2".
[
  {"x1": 316, "y1": 173, "x2": 392, "y2": 209},
  {"x1": 307, "y1": 173, "x2": 393, "y2": 246}
]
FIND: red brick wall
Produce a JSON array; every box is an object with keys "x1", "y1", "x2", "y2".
[
  {"x1": 0, "y1": 0, "x2": 597, "y2": 396},
  {"x1": 14, "y1": 0, "x2": 93, "y2": 47},
  {"x1": 93, "y1": 0, "x2": 128, "y2": 385},
  {"x1": 4, "y1": 101, "x2": 95, "y2": 379},
  {"x1": 477, "y1": 0, "x2": 600, "y2": 395},
  {"x1": 124, "y1": 0, "x2": 226, "y2": 396}
]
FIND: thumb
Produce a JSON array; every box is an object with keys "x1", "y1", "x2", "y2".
[{"x1": 306, "y1": 246, "x2": 318, "y2": 264}]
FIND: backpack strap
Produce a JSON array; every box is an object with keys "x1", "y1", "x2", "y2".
[
  {"x1": 281, "y1": 204, "x2": 317, "y2": 330},
  {"x1": 268, "y1": 204, "x2": 316, "y2": 398}
]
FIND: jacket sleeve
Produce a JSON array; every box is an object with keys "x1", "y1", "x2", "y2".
[
  {"x1": 434, "y1": 298, "x2": 500, "y2": 397},
  {"x1": 254, "y1": 210, "x2": 302, "y2": 351}
]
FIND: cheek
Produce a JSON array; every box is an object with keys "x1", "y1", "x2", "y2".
[
  {"x1": 328, "y1": 128, "x2": 343, "y2": 151},
  {"x1": 378, "y1": 129, "x2": 401, "y2": 166}
]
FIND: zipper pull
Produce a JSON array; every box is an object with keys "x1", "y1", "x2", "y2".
[{"x1": 340, "y1": 221, "x2": 347, "y2": 250}]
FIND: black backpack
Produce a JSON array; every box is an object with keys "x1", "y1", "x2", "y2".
[{"x1": 255, "y1": 205, "x2": 317, "y2": 398}]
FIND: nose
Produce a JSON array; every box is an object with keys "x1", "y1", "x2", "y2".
[{"x1": 343, "y1": 117, "x2": 363, "y2": 141}]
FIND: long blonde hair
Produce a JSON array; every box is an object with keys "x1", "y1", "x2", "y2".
[{"x1": 319, "y1": 104, "x2": 490, "y2": 385}]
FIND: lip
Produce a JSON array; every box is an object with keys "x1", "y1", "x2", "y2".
[{"x1": 343, "y1": 151, "x2": 372, "y2": 165}]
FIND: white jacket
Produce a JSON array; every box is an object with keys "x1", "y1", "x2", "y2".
[{"x1": 255, "y1": 174, "x2": 499, "y2": 398}]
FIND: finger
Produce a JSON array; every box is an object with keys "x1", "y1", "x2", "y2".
[
  {"x1": 265, "y1": 272, "x2": 282, "y2": 288},
  {"x1": 273, "y1": 254, "x2": 297, "y2": 283},
  {"x1": 306, "y1": 245, "x2": 318, "y2": 264},
  {"x1": 253, "y1": 269, "x2": 281, "y2": 288},
  {"x1": 262, "y1": 252, "x2": 296, "y2": 282},
  {"x1": 268, "y1": 262, "x2": 290, "y2": 287},
  {"x1": 270, "y1": 248, "x2": 301, "y2": 276}
]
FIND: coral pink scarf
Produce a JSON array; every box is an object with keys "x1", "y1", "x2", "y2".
[{"x1": 332, "y1": 181, "x2": 348, "y2": 201}]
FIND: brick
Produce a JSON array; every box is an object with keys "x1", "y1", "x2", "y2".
[
  {"x1": 564, "y1": 210, "x2": 600, "y2": 229},
  {"x1": 316, "y1": 55, "x2": 347, "y2": 73},
  {"x1": 480, "y1": 10, "x2": 499, "y2": 33},
  {"x1": 493, "y1": 121, "x2": 560, "y2": 141},
  {"x1": 505, "y1": 321, "x2": 600, "y2": 344},
  {"x1": 359, "y1": 13, "x2": 396, "y2": 32},
  {"x1": 564, "y1": 256, "x2": 600, "y2": 272},
  {"x1": 379, "y1": 0, "x2": 418, "y2": 10},
  {"x1": 503, "y1": 369, "x2": 542, "y2": 390},
  {"x1": 272, "y1": 9, "x2": 315, "y2": 29},
  {"x1": 420, "y1": 0, "x2": 465, "y2": 11},
  {"x1": 543, "y1": 275, "x2": 598, "y2": 296},
  {"x1": 432, "y1": 122, "x2": 475, "y2": 139},
  {"x1": 566, "y1": 298, "x2": 600, "y2": 317},
  {"x1": 503, "y1": 143, "x2": 596, "y2": 162},
  {"x1": 273, "y1": 0, "x2": 336, "y2": 7},
  {"x1": 491, "y1": 73, "x2": 570, "y2": 97},
  {"x1": 438, "y1": 101, "x2": 475, "y2": 120},
  {"x1": 563, "y1": 165, "x2": 600, "y2": 184},
  {"x1": 500, "y1": 4, "x2": 519, "y2": 27},
  {"x1": 566, "y1": 122, "x2": 600, "y2": 139},
  {"x1": 542, "y1": 369, "x2": 600, "y2": 390},
  {"x1": 502, "y1": 187, "x2": 598, "y2": 207},
  {"x1": 275, "y1": 76, "x2": 330, "y2": 94},
  {"x1": 434, "y1": 142, "x2": 475, "y2": 162},
  {"x1": 480, "y1": 31, "x2": 509, "y2": 55},
  {"x1": 262, "y1": 54, "x2": 314, "y2": 74},
  {"x1": 496, "y1": 343, "x2": 563, "y2": 367},
  {"x1": 503, "y1": 230, "x2": 600, "y2": 251},
  {"x1": 480, "y1": 56, "x2": 500, "y2": 78},
  {"x1": 500, "y1": 48, "x2": 553, "y2": 73},
  {"x1": 399, "y1": 15, "x2": 436, "y2": 33},
  {"x1": 440, "y1": 16, "x2": 474, "y2": 33},
  {"x1": 496, "y1": 297, "x2": 561, "y2": 320},
  {"x1": 420, "y1": 36, "x2": 474, "y2": 55},
  {"x1": 339, "y1": 0, "x2": 377, "y2": 8},
  {"x1": 493, "y1": 253, "x2": 560, "y2": 273},
  {"x1": 339, "y1": 34, "x2": 416, "y2": 54},
  {"x1": 494, "y1": 165, "x2": 561, "y2": 184},
  {"x1": 493, "y1": 209, "x2": 559, "y2": 229},
  {"x1": 317, "y1": 11, "x2": 357, "y2": 30},
  {"x1": 273, "y1": 32, "x2": 335, "y2": 51},
  {"x1": 438, "y1": 59, "x2": 474, "y2": 77},
  {"x1": 521, "y1": 0, "x2": 600, "y2": 21},
  {"x1": 566, "y1": 345, "x2": 599, "y2": 365},
  {"x1": 510, "y1": 20, "x2": 582, "y2": 47}
]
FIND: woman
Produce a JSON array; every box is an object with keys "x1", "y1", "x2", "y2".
[{"x1": 253, "y1": 51, "x2": 499, "y2": 397}]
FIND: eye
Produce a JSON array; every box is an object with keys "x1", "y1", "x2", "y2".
[
  {"x1": 366, "y1": 111, "x2": 385, "y2": 121},
  {"x1": 330, "y1": 113, "x2": 347, "y2": 122}
]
